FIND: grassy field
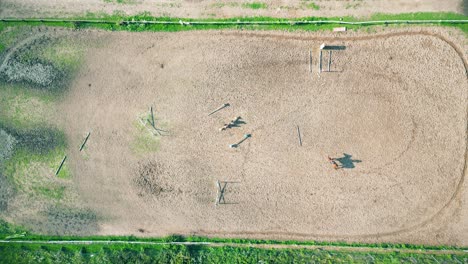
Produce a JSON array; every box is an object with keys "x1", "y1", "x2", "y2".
[
  {"x1": 0, "y1": 220, "x2": 467, "y2": 263},
  {"x1": 1, "y1": 242, "x2": 467, "y2": 264},
  {"x1": 0, "y1": 25, "x2": 89, "y2": 234}
]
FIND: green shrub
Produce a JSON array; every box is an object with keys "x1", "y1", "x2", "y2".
[{"x1": 242, "y1": 2, "x2": 268, "y2": 9}]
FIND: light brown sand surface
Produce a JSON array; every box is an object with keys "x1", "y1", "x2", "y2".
[{"x1": 45, "y1": 27, "x2": 468, "y2": 245}]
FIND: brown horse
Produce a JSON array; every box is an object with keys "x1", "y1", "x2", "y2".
[
  {"x1": 327, "y1": 156, "x2": 340, "y2": 170},
  {"x1": 219, "y1": 116, "x2": 241, "y2": 131}
]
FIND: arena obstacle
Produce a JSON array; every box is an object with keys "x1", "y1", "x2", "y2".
[
  {"x1": 137, "y1": 113, "x2": 168, "y2": 136},
  {"x1": 215, "y1": 180, "x2": 239, "y2": 206},
  {"x1": 319, "y1": 48, "x2": 323, "y2": 73},
  {"x1": 79, "y1": 132, "x2": 91, "y2": 151},
  {"x1": 319, "y1": 44, "x2": 346, "y2": 73},
  {"x1": 208, "y1": 103, "x2": 230, "y2": 116},
  {"x1": 55, "y1": 155, "x2": 67, "y2": 176},
  {"x1": 147, "y1": 106, "x2": 160, "y2": 135},
  {"x1": 215, "y1": 180, "x2": 227, "y2": 206},
  {"x1": 297, "y1": 125, "x2": 302, "y2": 146},
  {"x1": 149, "y1": 106, "x2": 155, "y2": 128},
  {"x1": 148, "y1": 119, "x2": 162, "y2": 136},
  {"x1": 333, "y1": 27, "x2": 347, "y2": 32},
  {"x1": 146, "y1": 106, "x2": 168, "y2": 136},
  {"x1": 229, "y1": 133, "x2": 251, "y2": 148},
  {"x1": 309, "y1": 50, "x2": 312, "y2": 73},
  {"x1": 139, "y1": 118, "x2": 158, "y2": 136}
]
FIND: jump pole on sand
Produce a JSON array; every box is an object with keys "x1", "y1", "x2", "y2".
[
  {"x1": 229, "y1": 134, "x2": 251, "y2": 148},
  {"x1": 297, "y1": 125, "x2": 302, "y2": 146},
  {"x1": 328, "y1": 50, "x2": 332, "y2": 72},
  {"x1": 309, "y1": 50, "x2": 312, "y2": 73},
  {"x1": 146, "y1": 106, "x2": 162, "y2": 136},
  {"x1": 208, "y1": 103, "x2": 230, "y2": 116},
  {"x1": 150, "y1": 106, "x2": 155, "y2": 128},
  {"x1": 79, "y1": 132, "x2": 91, "y2": 151},
  {"x1": 55, "y1": 155, "x2": 67, "y2": 176}
]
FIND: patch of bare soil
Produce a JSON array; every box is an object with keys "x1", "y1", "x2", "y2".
[
  {"x1": 134, "y1": 161, "x2": 176, "y2": 197},
  {"x1": 22, "y1": 205, "x2": 99, "y2": 235},
  {"x1": 45, "y1": 27, "x2": 468, "y2": 245}
]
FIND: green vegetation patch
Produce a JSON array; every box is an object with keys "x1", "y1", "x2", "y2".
[
  {"x1": 131, "y1": 112, "x2": 168, "y2": 155},
  {"x1": 345, "y1": 2, "x2": 362, "y2": 10},
  {"x1": 242, "y1": 2, "x2": 268, "y2": 9},
  {"x1": 0, "y1": 129, "x2": 17, "y2": 166},
  {"x1": 0, "y1": 219, "x2": 466, "y2": 263},
  {"x1": 132, "y1": 132, "x2": 160, "y2": 154},
  {"x1": 3, "y1": 143, "x2": 70, "y2": 188},
  {"x1": 0, "y1": 81, "x2": 71, "y2": 206},
  {"x1": 132, "y1": 120, "x2": 160, "y2": 154},
  {"x1": 40, "y1": 38, "x2": 84, "y2": 73},
  {"x1": 301, "y1": 0, "x2": 320, "y2": 10},
  {"x1": 1, "y1": 12, "x2": 466, "y2": 35},
  {"x1": 103, "y1": 0, "x2": 136, "y2": 4},
  {"x1": 0, "y1": 29, "x2": 84, "y2": 94},
  {"x1": 0, "y1": 219, "x2": 29, "y2": 237},
  {"x1": 0, "y1": 84, "x2": 56, "y2": 130},
  {"x1": 210, "y1": 2, "x2": 239, "y2": 8},
  {"x1": 0, "y1": 26, "x2": 28, "y2": 52},
  {"x1": 1, "y1": 37, "x2": 63, "y2": 90},
  {"x1": 0, "y1": 124, "x2": 70, "y2": 198},
  {"x1": 33, "y1": 185, "x2": 66, "y2": 200},
  {"x1": 0, "y1": 125, "x2": 66, "y2": 155},
  {"x1": 0, "y1": 242, "x2": 466, "y2": 263},
  {"x1": 0, "y1": 129, "x2": 17, "y2": 212},
  {"x1": 0, "y1": 26, "x2": 83, "y2": 129},
  {"x1": 0, "y1": 24, "x2": 95, "y2": 236}
]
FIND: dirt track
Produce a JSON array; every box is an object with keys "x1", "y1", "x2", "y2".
[
  {"x1": 44, "y1": 27, "x2": 466, "y2": 246},
  {"x1": 0, "y1": 0, "x2": 463, "y2": 19}
]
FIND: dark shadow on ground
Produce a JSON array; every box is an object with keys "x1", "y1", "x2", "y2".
[
  {"x1": 321, "y1": 45, "x2": 346, "y2": 50},
  {"x1": 336, "y1": 153, "x2": 361, "y2": 169},
  {"x1": 230, "y1": 117, "x2": 246, "y2": 128}
]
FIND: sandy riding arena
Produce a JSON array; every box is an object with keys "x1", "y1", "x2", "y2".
[{"x1": 45, "y1": 28, "x2": 466, "y2": 245}]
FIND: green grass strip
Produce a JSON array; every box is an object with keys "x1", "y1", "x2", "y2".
[
  {"x1": 0, "y1": 241, "x2": 466, "y2": 263},
  {"x1": 1, "y1": 219, "x2": 466, "y2": 251},
  {"x1": 0, "y1": 12, "x2": 467, "y2": 33}
]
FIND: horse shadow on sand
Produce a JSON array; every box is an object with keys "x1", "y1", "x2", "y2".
[
  {"x1": 229, "y1": 117, "x2": 246, "y2": 128},
  {"x1": 336, "y1": 153, "x2": 362, "y2": 169}
]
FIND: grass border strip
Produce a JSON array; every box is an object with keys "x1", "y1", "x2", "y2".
[{"x1": 0, "y1": 239, "x2": 466, "y2": 255}]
